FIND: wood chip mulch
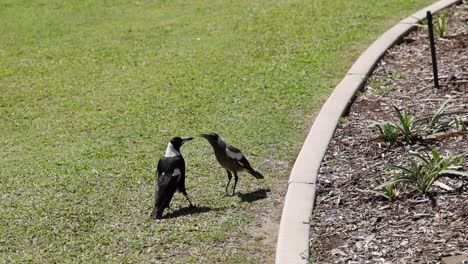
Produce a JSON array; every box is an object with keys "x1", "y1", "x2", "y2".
[{"x1": 310, "y1": 4, "x2": 467, "y2": 264}]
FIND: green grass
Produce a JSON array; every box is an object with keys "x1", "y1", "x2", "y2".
[{"x1": 0, "y1": 0, "x2": 436, "y2": 262}]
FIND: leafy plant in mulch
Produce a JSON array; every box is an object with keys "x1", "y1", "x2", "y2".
[
  {"x1": 375, "y1": 106, "x2": 420, "y2": 144},
  {"x1": 374, "y1": 99, "x2": 468, "y2": 145},
  {"x1": 371, "y1": 149, "x2": 468, "y2": 200},
  {"x1": 419, "y1": 98, "x2": 468, "y2": 134},
  {"x1": 433, "y1": 12, "x2": 449, "y2": 38},
  {"x1": 371, "y1": 99, "x2": 468, "y2": 200},
  {"x1": 375, "y1": 122, "x2": 400, "y2": 144},
  {"x1": 370, "y1": 178, "x2": 398, "y2": 200},
  {"x1": 427, "y1": 98, "x2": 452, "y2": 132},
  {"x1": 417, "y1": 10, "x2": 450, "y2": 38}
]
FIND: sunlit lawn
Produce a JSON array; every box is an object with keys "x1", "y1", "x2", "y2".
[{"x1": 0, "y1": 0, "x2": 435, "y2": 262}]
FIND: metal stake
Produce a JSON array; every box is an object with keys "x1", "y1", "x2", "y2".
[{"x1": 427, "y1": 11, "x2": 439, "y2": 88}]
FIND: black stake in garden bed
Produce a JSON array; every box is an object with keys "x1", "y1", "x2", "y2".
[{"x1": 426, "y1": 11, "x2": 439, "y2": 88}]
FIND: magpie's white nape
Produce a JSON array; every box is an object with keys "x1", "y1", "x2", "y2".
[
  {"x1": 150, "y1": 136, "x2": 194, "y2": 220},
  {"x1": 164, "y1": 137, "x2": 193, "y2": 157},
  {"x1": 200, "y1": 133, "x2": 264, "y2": 196}
]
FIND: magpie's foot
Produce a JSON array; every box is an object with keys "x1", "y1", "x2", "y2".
[{"x1": 150, "y1": 210, "x2": 162, "y2": 220}]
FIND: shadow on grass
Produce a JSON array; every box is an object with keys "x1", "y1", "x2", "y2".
[
  {"x1": 237, "y1": 188, "x2": 270, "y2": 203},
  {"x1": 163, "y1": 205, "x2": 213, "y2": 219}
]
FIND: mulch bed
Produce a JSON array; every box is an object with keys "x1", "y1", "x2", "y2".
[{"x1": 310, "y1": 4, "x2": 467, "y2": 263}]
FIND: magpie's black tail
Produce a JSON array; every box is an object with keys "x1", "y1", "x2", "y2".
[
  {"x1": 247, "y1": 169, "x2": 264, "y2": 179},
  {"x1": 151, "y1": 191, "x2": 173, "y2": 219}
]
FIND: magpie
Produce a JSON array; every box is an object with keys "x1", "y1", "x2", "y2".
[
  {"x1": 200, "y1": 133, "x2": 264, "y2": 196},
  {"x1": 150, "y1": 136, "x2": 194, "y2": 219}
]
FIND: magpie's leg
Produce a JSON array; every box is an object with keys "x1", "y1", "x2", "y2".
[
  {"x1": 183, "y1": 191, "x2": 194, "y2": 208},
  {"x1": 225, "y1": 169, "x2": 232, "y2": 193},
  {"x1": 176, "y1": 174, "x2": 194, "y2": 208},
  {"x1": 232, "y1": 171, "x2": 239, "y2": 196}
]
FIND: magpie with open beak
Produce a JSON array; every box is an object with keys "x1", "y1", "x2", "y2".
[
  {"x1": 200, "y1": 133, "x2": 264, "y2": 196},
  {"x1": 150, "y1": 136, "x2": 194, "y2": 219}
]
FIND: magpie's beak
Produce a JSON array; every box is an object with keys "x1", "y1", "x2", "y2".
[
  {"x1": 199, "y1": 133, "x2": 209, "y2": 139},
  {"x1": 181, "y1": 137, "x2": 194, "y2": 144}
]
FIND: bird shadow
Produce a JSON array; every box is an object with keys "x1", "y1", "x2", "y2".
[
  {"x1": 237, "y1": 188, "x2": 270, "y2": 203},
  {"x1": 163, "y1": 205, "x2": 213, "y2": 219}
]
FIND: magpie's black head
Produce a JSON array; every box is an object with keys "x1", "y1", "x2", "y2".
[
  {"x1": 170, "y1": 136, "x2": 194, "y2": 149},
  {"x1": 199, "y1": 132, "x2": 219, "y2": 144}
]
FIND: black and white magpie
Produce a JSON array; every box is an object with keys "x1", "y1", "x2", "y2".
[
  {"x1": 200, "y1": 133, "x2": 264, "y2": 196},
  {"x1": 150, "y1": 136, "x2": 194, "y2": 219}
]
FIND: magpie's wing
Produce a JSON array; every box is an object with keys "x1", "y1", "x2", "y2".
[
  {"x1": 157, "y1": 157, "x2": 184, "y2": 179},
  {"x1": 173, "y1": 158, "x2": 187, "y2": 193},
  {"x1": 155, "y1": 158, "x2": 180, "y2": 210},
  {"x1": 226, "y1": 144, "x2": 253, "y2": 169},
  {"x1": 226, "y1": 145, "x2": 243, "y2": 160}
]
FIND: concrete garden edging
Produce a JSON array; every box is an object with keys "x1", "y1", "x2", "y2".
[{"x1": 275, "y1": 0, "x2": 463, "y2": 263}]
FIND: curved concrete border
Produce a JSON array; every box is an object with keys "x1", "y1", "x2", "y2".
[{"x1": 275, "y1": 0, "x2": 463, "y2": 263}]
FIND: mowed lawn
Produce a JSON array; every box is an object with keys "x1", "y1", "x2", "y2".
[{"x1": 1, "y1": 0, "x2": 435, "y2": 263}]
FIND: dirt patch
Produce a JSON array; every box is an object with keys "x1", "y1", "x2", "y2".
[
  {"x1": 310, "y1": 4, "x2": 467, "y2": 264},
  {"x1": 247, "y1": 175, "x2": 288, "y2": 263}
]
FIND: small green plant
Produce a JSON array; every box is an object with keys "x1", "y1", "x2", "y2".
[
  {"x1": 427, "y1": 98, "x2": 452, "y2": 132},
  {"x1": 306, "y1": 256, "x2": 320, "y2": 264},
  {"x1": 326, "y1": 159, "x2": 337, "y2": 166},
  {"x1": 370, "y1": 179, "x2": 399, "y2": 200},
  {"x1": 417, "y1": 12, "x2": 449, "y2": 38},
  {"x1": 375, "y1": 122, "x2": 399, "y2": 144},
  {"x1": 433, "y1": 13, "x2": 448, "y2": 38},
  {"x1": 310, "y1": 240, "x2": 321, "y2": 249},
  {"x1": 384, "y1": 149, "x2": 466, "y2": 194},
  {"x1": 394, "y1": 106, "x2": 418, "y2": 143},
  {"x1": 374, "y1": 100, "x2": 467, "y2": 145},
  {"x1": 339, "y1": 116, "x2": 349, "y2": 124},
  {"x1": 388, "y1": 151, "x2": 442, "y2": 194},
  {"x1": 451, "y1": 116, "x2": 467, "y2": 131},
  {"x1": 374, "y1": 107, "x2": 419, "y2": 144}
]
